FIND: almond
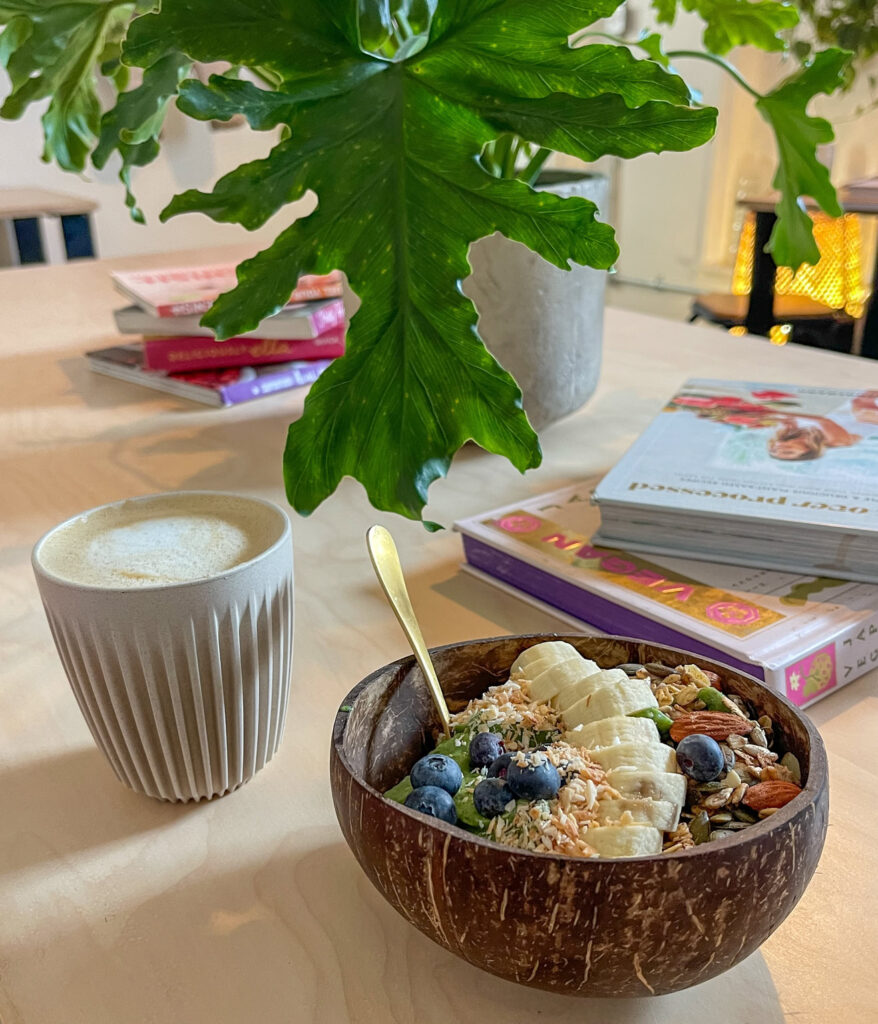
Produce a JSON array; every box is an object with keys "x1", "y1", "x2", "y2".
[
  {"x1": 742, "y1": 780, "x2": 802, "y2": 811},
  {"x1": 669, "y1": 711, "x2": 754, "y2": 743}
]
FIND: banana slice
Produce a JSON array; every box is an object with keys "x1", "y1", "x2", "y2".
[
  {"x1": 553, "y1": 668, "x2": 629, "y2": 713},
  {"x1": 564, "y1": 716, "x2": 661, "y2": 752},
  {"x1": 606, "y1": 769, "x2": 687, "y2": 807},
  {"x1": 563, "y1": 679, "x2": 657, "y2": 730},
  {"x1": 510, "y1": 641, "x2": 582, "y2": 677},
  {"x1": 599, "y1": 796, "x2": 682, "y2": 832},
  {"x1": 585, "y1": 824, "x2": 663, "y2": 858},
  {"x1": 591, "y1": 741, "x2": 677, "y2": 773},
  {"x1": 526, "y1": 658, "x2": 599, "y2": 703}
]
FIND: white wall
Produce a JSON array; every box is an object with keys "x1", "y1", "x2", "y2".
[
  {"x1": 0, "y1": 89, "x2": 307, "y2": 259},
  {"x1": 606, "y1": 2, "x2": 728, "y2": 290}
]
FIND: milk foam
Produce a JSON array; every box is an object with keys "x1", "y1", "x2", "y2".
[{"x1": 38, "y1": 493, "x2": 283, "y2": 588}]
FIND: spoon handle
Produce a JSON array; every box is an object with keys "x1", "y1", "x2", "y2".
[{"x1": 366, "y1": 525, "x2": 452, "y2": 738}]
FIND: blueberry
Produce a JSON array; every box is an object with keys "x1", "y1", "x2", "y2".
[
  {"x1": 469, "y1": 731, "x2": 504, "y2": 770},
  {"x1": 404, "y1": 785, "x2": 458, "y2": 825},
  {"x1": 486, "y1": 752, "x2": 513, "y2": 779},
  {"x1": 675, "y1": 734, "x2": 725, "y2": 783},
  {"x1": 506, "y1": 753, "x2": 561, "y2": 801},
  {"x1": 410, "y1": 753, "x2": 463, "y2": 795},
  {"x1": 473, "y1": 778, "x2": 514, "y2": 818}
]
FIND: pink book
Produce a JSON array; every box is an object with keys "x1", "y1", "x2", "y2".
[
  {"x1": 112, "y1": 262, "x2": 344, "y2": 318},
  {"x1": 142, "y1": 324, "x2": 346, "y2": 371}
]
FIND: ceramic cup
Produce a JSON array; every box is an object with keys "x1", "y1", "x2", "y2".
[{"x1": 32, "y1": 491, "x2": 294, "y2": 802}]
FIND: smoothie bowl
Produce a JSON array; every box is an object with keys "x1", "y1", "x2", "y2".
[{"x1": 330, "y1": 634, "x2": 828, "y2": 997}]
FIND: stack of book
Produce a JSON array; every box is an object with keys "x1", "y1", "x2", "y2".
[
  {"x1": 87, "y1": 262, "x2": 346, "y2": 406},
  {"x1": 455, "y1": 378, "x2": 878, "y2": 708},
  {"x1": 592, "y1": 380, "x2": 878, "y2": 582}
]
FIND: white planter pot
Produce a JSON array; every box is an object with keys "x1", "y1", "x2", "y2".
[{"x1": 463, "y1": 172, "x2": 610, "y2": 430}]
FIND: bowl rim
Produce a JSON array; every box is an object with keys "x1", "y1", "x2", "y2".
[{"x1": 332, "y1": 631, "x2": 828, "y2": 864}]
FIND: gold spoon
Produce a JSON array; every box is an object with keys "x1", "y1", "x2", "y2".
[{"x1": 366, "y1": 524, "x2": 452, "y2": 738}]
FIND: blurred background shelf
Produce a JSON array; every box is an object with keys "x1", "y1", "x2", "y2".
[{"x1": 0, "y1": 188, "x2": 97, "y2": 267}]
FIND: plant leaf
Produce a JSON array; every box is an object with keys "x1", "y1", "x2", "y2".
[
  {"x1": 127, "y1": 0, "x2": 715, "y2": 524},
  {"x1": 0, "y1": 0, "x2": 134, "y2": 171},
  {"x1": 685, "y1": 0, "x2": 799, "y2": 55},
  {"x1": 651, "y1": 0, "x2": 799, "y2": 54},
  {"x1": 755, "y1": 49, "x2": 849, "y2": 268},
  {"x1": 93, "y1": 51, "x2": 191, "y2": 222}
]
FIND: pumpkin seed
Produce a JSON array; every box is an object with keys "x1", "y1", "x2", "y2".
[
  {"x1": 708, "y1": 829, "x2": 734, "y2": 841},
  {"x1": 617, "y1": 663, "x2": 646, "y2": 676},
  {"x1": 690, "y1": 810, "x2": 711, "y2": 844},
  {"x1": 644, "y1": 662, "x2": 677, "y2": 678},
  {"x1": 733, "y1": 806, "x2": 758, "y2": 823},
  {"x1": 780, "y1": 752, "x2": 802, "y2": 785}
]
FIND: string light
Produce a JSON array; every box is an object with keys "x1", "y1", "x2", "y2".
[{"x1": 732, "y1": 212, "x2": 868, "y2": 318}]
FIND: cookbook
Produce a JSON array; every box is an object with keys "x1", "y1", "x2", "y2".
[
  {"x1": 455, "y1": 480, "x2": 878, "y2": 708},
  {"x1": 112, "y1": 263, "x2": 343, "y2": 318}
]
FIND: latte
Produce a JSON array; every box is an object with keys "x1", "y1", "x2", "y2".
[{"x1": 37, "y1": 492, "x2": 284, "y2": 588}]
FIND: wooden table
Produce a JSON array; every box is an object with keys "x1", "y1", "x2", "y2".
[{"x1": 2, "y1": 251, "x2": 877, "y2": 1024}]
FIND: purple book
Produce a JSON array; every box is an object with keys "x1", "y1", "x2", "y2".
[
  {"x1": 86, "y1": 344, "x2": 331, "y2": 407},
  {"x1": 455, "y1": 480, "x2": 878, "y2": 709}
]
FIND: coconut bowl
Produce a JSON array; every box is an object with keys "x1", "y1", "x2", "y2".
[{"x1": 330, "y1": 634, "x2": 828, "y2": 997}]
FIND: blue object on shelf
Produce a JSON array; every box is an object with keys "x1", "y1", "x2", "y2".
[
  {"x1": 13, "y1": 218, "x2": 44, "y2": 263},
  {"x1": 61, "y1": 214, "x2": 95, "y2": 259}
]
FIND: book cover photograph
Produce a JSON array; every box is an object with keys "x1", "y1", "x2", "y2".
[{"x1": 595, "y1": 380, "x2": 878, "y2": 526}]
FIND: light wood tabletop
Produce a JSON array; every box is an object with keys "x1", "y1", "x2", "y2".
[{"x1": 2, "y1": 251, "x2": 876, "y2": 1024}]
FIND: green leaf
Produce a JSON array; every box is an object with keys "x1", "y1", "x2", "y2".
[
  {"x1": 131, "y1": 0, "x2": 714, "y2": 524},
  {"x1": 651, "y1": 0, "x2": 799, "y2": 53},
  {"x1": 683, "y1": 0, "x2": 799, "y2": 55},
  {"x1": 636, "y1": 31, "x2": 672, "y2": 70},
  {"x1": 755, "y1": 49, "x2": 849, "y2": 269},
  {"x1": 652, "y1": 0, "x2": 679, "y2": 23},
  {"x1": 93, "y1": 51, "x2": 190, "y2": 222},
  {"x1": 0, "y1": 0, "x2": 134, "y2": 171}
]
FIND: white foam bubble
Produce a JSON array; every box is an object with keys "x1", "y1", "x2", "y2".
[{"x1": 38, "y1": 493, "x2": 283, "y2": 588}]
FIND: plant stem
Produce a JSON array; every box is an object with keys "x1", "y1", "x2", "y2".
[
  {"x1": 663, "y1": 49, "x2": 763, "y2": 99},
  {"x1": 503, "y1": 135, "x2": 521, "y2": 178},
  {"x1": 521, "y1": 146, "x2": 551, "y2": 186}
]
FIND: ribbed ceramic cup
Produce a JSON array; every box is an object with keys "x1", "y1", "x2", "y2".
[{"x1": 32, "y1": 491, "x2": 294, "y2": 802}]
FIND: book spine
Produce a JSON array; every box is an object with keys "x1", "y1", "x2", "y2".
[
  {"x1": 218, "y1": 359, "x2": 332, "y2": 406},
  {"x1": 155, "y1": 275, "x2": 344, "y2": 317},
  {"x1": 288, "y1": 279, "x2": 344, "y2": 302},
  {"x1": 773, "y1": 609, "x2": 878, "y2": 709},
  {"x1": 143, "y1": 325, "x2": 345, "y2": 371}
]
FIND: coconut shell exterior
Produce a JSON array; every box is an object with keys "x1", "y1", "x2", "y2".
[{"x1": 330, "y1": 635, "x2": 828, "y2": 997}]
